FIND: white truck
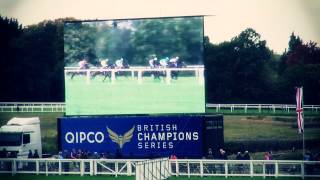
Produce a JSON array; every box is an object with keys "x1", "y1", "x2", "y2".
[{"x1": 0, "y1": 117, "x2": 42, "y2": 158}]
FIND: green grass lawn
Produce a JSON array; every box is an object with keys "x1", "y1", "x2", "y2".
[
  {"x1": 65, "y1": 75, "x2": 205, "y2": 115},
  {"x1": 0, "y1": 174, "x2": 315, "y2": 180},
  {"x1": 223, "y1": 116, "x2": 320, "y2": 141}
]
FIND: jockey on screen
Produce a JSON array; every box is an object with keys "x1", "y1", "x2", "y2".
[
  {"x1": 100, "y1": 59, "x2": 109, "y2": 68},
  {"x1": 78, "y1": 59, "x2": 89, "y2": 69},
  {"x1": 159, "y1": 57, "x2": 169, "y2": 68},
  {"x1": 115, "y1": 58, "x2": 124, "y2": 69}
]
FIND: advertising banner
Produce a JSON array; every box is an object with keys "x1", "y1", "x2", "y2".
[{"x1": 58, "y1": 116, "x2": 204, "y2": 158}]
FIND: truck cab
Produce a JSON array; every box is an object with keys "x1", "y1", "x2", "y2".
[{"x1": 0, "y1": 117, "x2": 42, "y2": 158}]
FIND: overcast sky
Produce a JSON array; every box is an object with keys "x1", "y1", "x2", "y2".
[{"x1": 1, "y1": 0, "x2": 319, "y2": 53}]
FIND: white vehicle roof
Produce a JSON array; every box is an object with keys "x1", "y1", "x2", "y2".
[{"x1": 7, "y1": 117, "x2": 40, "y2": 125}]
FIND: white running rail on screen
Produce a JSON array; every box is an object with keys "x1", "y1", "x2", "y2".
[
  {"x1": 64, "y1": 66, "x2": 205, "y2": 85},
  {"x1": 0, "y1": 102, "x2": 319, "y2": 113},
  {"x1": 0, "y1": 159, "x2": 319, "y2": 178}
]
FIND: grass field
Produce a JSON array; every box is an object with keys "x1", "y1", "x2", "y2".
[
  {"x1": 224, "y1": 116, "x2": 320, "y2": 142},
  {"x1": 65, "y1": 75, "x2": 205, "y2": 115},
  {"x1": 0, "y1": 174, "x2": 314, "y2": 180}
]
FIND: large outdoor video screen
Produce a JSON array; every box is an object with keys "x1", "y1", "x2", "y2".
[{"x1": 64, "y1": 16, "x2": 205, "y2": 115}]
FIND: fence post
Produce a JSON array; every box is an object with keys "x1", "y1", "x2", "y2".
[
  {"x1": 259, "y1": 104, "x2": 261, "y2": 113},
  {"x1": 12, "y1": 160, "x2": 16, "y2": 175},
  {"x1": 250, "y1": 161, "x2": 253, "y2": 177},
  {"x1": 59, "y1": 160, "x2": 61, "y2": 175},
  {"x1": 200, "y1": 161, "x2": 203, "y2": 177},
  {"x1": 127, "y1": 161, "x2": 132, "y2": 176},
  {"x1": 138, "y1": 70, "x2": 142, "y2": 84},
  {"x1": 176, "y1": 160, "x2": 179, "y2": 177},
  {"x1": 90, "y1": 160, "x2": 93, "y2": 176},
  {"x1": 199, "y1": 69, "x2": 204, "y2": 85},
  {"x1": 187, "y1": 162, "x2": 190, "y2": 178},
  {"x1": 262, "y1": 162, "x2": 266, "y2": 179},
  {"x1": 301, "y1": 161, "x2": 305, "y2": 179},
  {"x1": 111, "y1": 70, "x2": 116, "y2": 84},
  {"x1": 45, "y1": 161, "x2": 48, "y2": 176},
  {"x1": 94, "y1": 160, "x2": 97, "y2": 175},
  {"x1": 115, "y1": 161, "x2": 118, "y2": 177},
  {"x1": 80, "y1": 160, "x2": 84, "y2": 176},
  {"x1": 36, "y1": 159, "x2": 39, "y2": 175},
  {"x1": 166, "y1": 69, "x2": 171, "y2": 85},
  {"x1": 224, "y1": 162, "x2": 228, "y2": 178},
  {"x1": 86, "y1": 70, "x2": 90, "y2": 84},
  {"x1": 273, "y1": 105, "x2": 276, "y2": 113},
  {"x1": 275, "y1": 162, "x2": 278, "y2": 178}
]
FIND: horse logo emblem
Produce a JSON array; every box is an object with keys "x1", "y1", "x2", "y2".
[{"x1": 107, "y1": 126, "x2": 135, "y2": 148}]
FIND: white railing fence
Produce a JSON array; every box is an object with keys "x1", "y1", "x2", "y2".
[
  {"x1": 170, "y1": 159, "x2": 320, "y2": 178},
  {"x1": 0, "y1": 102, "x2": 65, "y2": 113},
  {"x1": 136, "y1": 158, "x2": 171, "y2": 180},
  {"x1": 0, "y1": 158, "x2": 143, "y2": 176},
  {"x1": 64, "y1": 66, "x2": 205, "y2": 85},
  {"x1": 0, "y1": 159, "x2": 319, "y2": 178},
  {"x1": 0, "y1": 102, "x2": 319, "y2": 113},
  {"x1": 206, "y1": 104, "x2": 320, "y2": 114}
]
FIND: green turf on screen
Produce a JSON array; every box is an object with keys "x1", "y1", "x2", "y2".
[{"x1": 65, "y1": 75, "x2": 205, "y2": 115}]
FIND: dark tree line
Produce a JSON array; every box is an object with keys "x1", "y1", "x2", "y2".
[
  {"x1": 0, "y1": 15, "x2": 319, "y2": 104},
  {"x1": 0, "y1": 16, "x2": 69, "y2": 101},
  {"x1": 205, "y1": 29, "x2": 320, "y2": 104}
]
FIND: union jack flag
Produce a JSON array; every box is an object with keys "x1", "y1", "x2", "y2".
[{"x1": 296, "y1": 87, "x2": 303, "y2": 133}]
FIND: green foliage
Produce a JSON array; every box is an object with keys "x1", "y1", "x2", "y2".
[
  {"x1": 130, "y1": 18, "x2": 203, "y2": 65},
  {"x1": 0, "y1": 16, "x2": 23, "y2": 100},
  {"x1": 288, "y1": 32, "x2": 302, "y2": 52},
  {"x1": 64, "y1": 17, "x2": 203, "y2": 66},
  {"x1": 64, "y1": 22, "x2": 98, "y2": 65},
  {"x1": 0, "y1": 18, "x2": 69, "y2": 101},
  {"x1": 205, "y1": 28, "x2": 273, "y2": 103},
  {"x1": 278, "y1": 33, "x2": 320, "y2": 104}
]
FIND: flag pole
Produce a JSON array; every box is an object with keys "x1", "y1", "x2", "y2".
[{"x1": 302, "y1": 87, "x2": 305, "y2": 161}]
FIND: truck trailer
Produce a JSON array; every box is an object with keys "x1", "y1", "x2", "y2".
[{"x1": 0, "y1": 117, "x2": 42, "y2": 158}]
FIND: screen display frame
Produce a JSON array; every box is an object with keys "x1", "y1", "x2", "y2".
[{"x1": 64, "y1": 15, "x2": 206, "y2": 116}]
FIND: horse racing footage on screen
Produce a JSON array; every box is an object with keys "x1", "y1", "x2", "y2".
[{"x1": 63, "y1": 16, "x2": 205, "y2": 115}]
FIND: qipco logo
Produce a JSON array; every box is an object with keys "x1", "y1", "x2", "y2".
[{"x1": 65, "y1": 131, "x2": 105, "y2": 144}]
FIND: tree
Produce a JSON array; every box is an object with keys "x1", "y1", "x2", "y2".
[
  {"x1": 0, "y1": 16, "x2": 22, "y2": 100},
  {"x1": 205, "y1": 28, "x2": 272, "y2": 103},
  {"x1": 130, "y1": 17, "x2": 203, "y2": 65},
  {"x1": 64, "y1": 22, "x2": 97, "y2": 66},
  {"x1": 0, "y1": 17, "x2": 69, "y2": 101},
  {"x1": 279, "y1": 37, "x2": 320, "y2": 104},
  {"x1": 288, "y1": 32, "x2": 302, "y2": 52}
]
